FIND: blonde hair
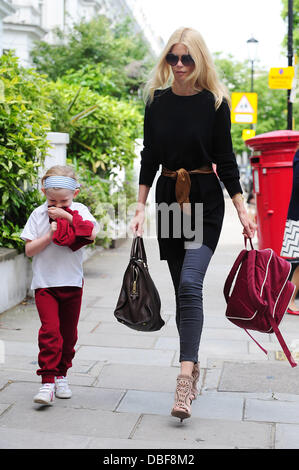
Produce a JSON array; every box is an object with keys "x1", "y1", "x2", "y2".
[
  {"x1": 143, "y1": 27, "x2": 230, "y2": 110},
  {"x1": 41, "y1": 165, "x2": 77, "y2": 188}
]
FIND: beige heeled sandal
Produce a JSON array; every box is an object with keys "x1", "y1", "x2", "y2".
[
  {"x1": 171, "y1": 374, "x2": 193, "y2": 422},
  {"x1": 190, "y1": 362, "x2": 200, "y2": 401}
]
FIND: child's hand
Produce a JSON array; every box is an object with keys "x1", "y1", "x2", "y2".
[
  {"x1": 48, "y1": 207, "x2": 68, "y2": 220},
  {"x1": 50, "y1": 221, "x2": 57, "y2": 232}
]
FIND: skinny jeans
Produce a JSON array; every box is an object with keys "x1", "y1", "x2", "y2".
[{"x1": 166, "y1": 244, "x2": 213, "y2": 363}]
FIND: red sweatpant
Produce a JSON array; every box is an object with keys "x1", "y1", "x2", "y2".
[{"x1": 34, "y1": 286, "x2": 83, "y2": 383}]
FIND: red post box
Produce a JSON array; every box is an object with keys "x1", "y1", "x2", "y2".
[{"x1": 245, "y1": 130, "x2": 299, "y2": 255}]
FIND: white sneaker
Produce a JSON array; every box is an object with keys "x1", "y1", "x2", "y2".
[
  {"x1": 33, "y1": 383, "x2": 55, "y2": 405},
  {"x1": 55, "y1": 376, "x2": 72, "y2": 399}
]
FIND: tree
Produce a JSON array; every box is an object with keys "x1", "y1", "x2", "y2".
[
  {"x1": 31, "y1": 16, "x2": 115, "y2": 81},
  {"x1": 31, "y1": 16, "x2": 154, "y2": 100}
]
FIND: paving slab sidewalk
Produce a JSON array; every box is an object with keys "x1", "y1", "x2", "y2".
[{"x1": 1, "y1": 197, "x2": 299, "y2": 450}]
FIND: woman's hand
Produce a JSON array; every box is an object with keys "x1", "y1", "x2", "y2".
[
  {"x1": 130, "y1": 186, "x2": 150, "y2": 236},
  {"x1": 232, "y1": 193, "x2": 257, "y2": 239},
  {"x1": 238, "y1": 209, "x2": 257, "y2": 239},
  {"x1": 130, "y1": 209, "x2": 145, "y2": 236}
]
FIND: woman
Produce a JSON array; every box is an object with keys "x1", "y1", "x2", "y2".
[
  {"x1": 131, "y1": 27, "x2": 256, "y2": 422},
  {"x1": 281, "y1": 148, "x2": 299, "y2": 315}
]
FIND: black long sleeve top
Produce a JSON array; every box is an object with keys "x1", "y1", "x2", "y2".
[{"x1": 139, "y1": 87, "x2": 242, "y2": 198}]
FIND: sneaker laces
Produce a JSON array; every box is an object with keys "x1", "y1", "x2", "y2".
[
  {"x1": 39, "y1": 383, "x2": 54, "y2": 392},
  {"x1": 56, "y1": 376, "x2": 69, "y2": 390}
]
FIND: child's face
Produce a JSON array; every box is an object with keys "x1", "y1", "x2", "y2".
[{"x1": 42, "y1": 188, "x2": 79, "y2": 208}]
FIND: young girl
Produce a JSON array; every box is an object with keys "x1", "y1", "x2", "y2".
[{"x1": 21, "y1": 165, "x2": 98, "y2": 405}]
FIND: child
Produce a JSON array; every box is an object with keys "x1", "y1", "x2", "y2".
[{"x1": 21, "y1": 165, "x2": 98, "y2": 405}]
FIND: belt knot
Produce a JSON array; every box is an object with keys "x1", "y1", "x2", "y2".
[{"x1": 161, "y1": 165, "x2": 213, "y2": 212}]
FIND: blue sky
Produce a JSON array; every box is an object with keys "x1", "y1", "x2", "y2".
[{"x1": 139, "y1": 0, "x2": 288, "y2": 70}]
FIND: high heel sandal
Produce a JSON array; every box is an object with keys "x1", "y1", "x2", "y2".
[
  {"x1": 190, "y1": 362, "x2": 200, "y2": 401},
  {"x1": 171, "y1": 374, "x2": 193, "y2": 422}
]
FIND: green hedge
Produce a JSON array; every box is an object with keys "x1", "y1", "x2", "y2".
[
  {"x1": 0, "y1": 53, "x2": 52, "y2": 250},
  {"x1": 0, "y1": 53, "x2": 143, "y2": 251},
  {"x1": 48, "y1": 79, "x2": 142, "y2": 172}
]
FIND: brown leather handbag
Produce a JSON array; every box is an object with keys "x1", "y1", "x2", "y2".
[{"x1": 114, "y1": 236, "x2": 164, "y2": 331}]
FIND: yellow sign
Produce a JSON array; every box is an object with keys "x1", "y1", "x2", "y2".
[
  {"x1": 242, "y1": 129, "x2": 256, "y2": 140},
  {"x1": 276, "y1": 350, "x2": 299, "y2": 362},
  {"x1": 269, "y1": 66, "x2": 295, "y2": 89},
  {"x1": 231, "y1": 92, "x2": 258, "y2": 124}
]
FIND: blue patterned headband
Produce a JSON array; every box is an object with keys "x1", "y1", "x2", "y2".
[{"x1": 44, "y1": 176, "x2": 80, "y2": 191}]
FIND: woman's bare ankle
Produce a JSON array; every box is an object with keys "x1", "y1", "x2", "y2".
[{"x1": 180, "y1": 361, "x2": 194, "y2": 377}]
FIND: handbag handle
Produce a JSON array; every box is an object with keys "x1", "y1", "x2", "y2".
[{"x1": 130, "y1": 235, "x2": 147, "y2": 264}]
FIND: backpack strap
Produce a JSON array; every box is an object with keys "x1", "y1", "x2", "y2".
[
  {"x1": 244, "y1": 329, "x2": 268, "y2": 355},
  {"x1": 245, "y1": 237, "x2": 254, "y2": 250},
  {"x1": 243, "y1": 324, "x2": 297, "y2": 368},
  {"x1": 223, "y1": 249, "x2": 248, "y2": 303},
  {"x1": 223, "y1": 237, "x2": 254, "y2": 303},
  {"x1": 268, "y1": 315, "x2": 297, "y2": 368}
]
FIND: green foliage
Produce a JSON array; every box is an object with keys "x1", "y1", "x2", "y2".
[
  {"x1": 62, "y1": 63, "x2": 126, "y2": 99},
  {"x1": 0, "y1": 52, "x2": 52, "y2": 250},
  {"x1": 31, "y1": 16, "x2": 114, "y2": 81},
  {"x1": 1, "y1": 15, "x2": 149, "y2": 251},
  {"x1": 47, "y1": 79, "x2": 142, "y2": 173},
  {"x1": 71, "y1": 158, "x2": 137, "y2": 248},
  {"x1": 62, "y1": 60, "x2": 150, "y2": 104},
  {"x1": 44, "y1": 78, "x2": 142, "y2": 247},
  {"x1": 31, "y1": 16, "x2": 153, "y2": 100},
  {"x1": 28, "y1": 15, "x2": 150, "y2": 247}
]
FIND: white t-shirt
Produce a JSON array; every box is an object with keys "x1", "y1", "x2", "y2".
[{"x1": 21, "y1": 201, "x2": 98, "y2": 290}]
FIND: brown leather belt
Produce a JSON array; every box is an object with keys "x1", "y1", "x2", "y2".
[{"x1": 161, "y1": 166, "x2": 214, "y2": 211}]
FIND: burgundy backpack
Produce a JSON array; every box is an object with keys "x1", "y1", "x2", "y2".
[{"x1": 224, "y1": 239, "x2": 297, "y2": 368}]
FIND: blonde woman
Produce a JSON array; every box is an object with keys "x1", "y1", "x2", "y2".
[{"x1": 131, "y1": 27, "x2": 256, "y2": 421}]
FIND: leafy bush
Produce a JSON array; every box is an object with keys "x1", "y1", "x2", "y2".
[
  {"x1": 49, "y1": 80, "x2": 142, "y2": 247},
  {"x1": 48, "y1": 79, "x2": 142, "y2": 174},
  {"x1": 31, "y1": 16, "x2": 153, "y2": 100},
  {"x1": 62, "y1": 63, "x2": 125, "y2": 99},
  {"x1": 0, "y1": 52, "x2": 52, "y2": 250},
  {"x1": 0, "y1": 15, "x2": 148, "y2": 252}
]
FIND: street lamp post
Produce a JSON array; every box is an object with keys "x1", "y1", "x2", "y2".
[
  {"x1": 246, "y1": 36, "x2": 259, "y2": 93},
  {"x1": 246, "y1": 36, "x2": 259, "y2": 130}
]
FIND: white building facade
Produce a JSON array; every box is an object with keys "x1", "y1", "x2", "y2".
[
  {"x1": 3, "y1": 0, "x2": 46, "y2": 66},
  {"x1": 0, "y1": 0, "x2": 16, "y2": 54}
]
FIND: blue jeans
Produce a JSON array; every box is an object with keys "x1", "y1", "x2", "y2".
[{"x1": 167, "y1": 244, "x2": 213, "y2": 363}]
